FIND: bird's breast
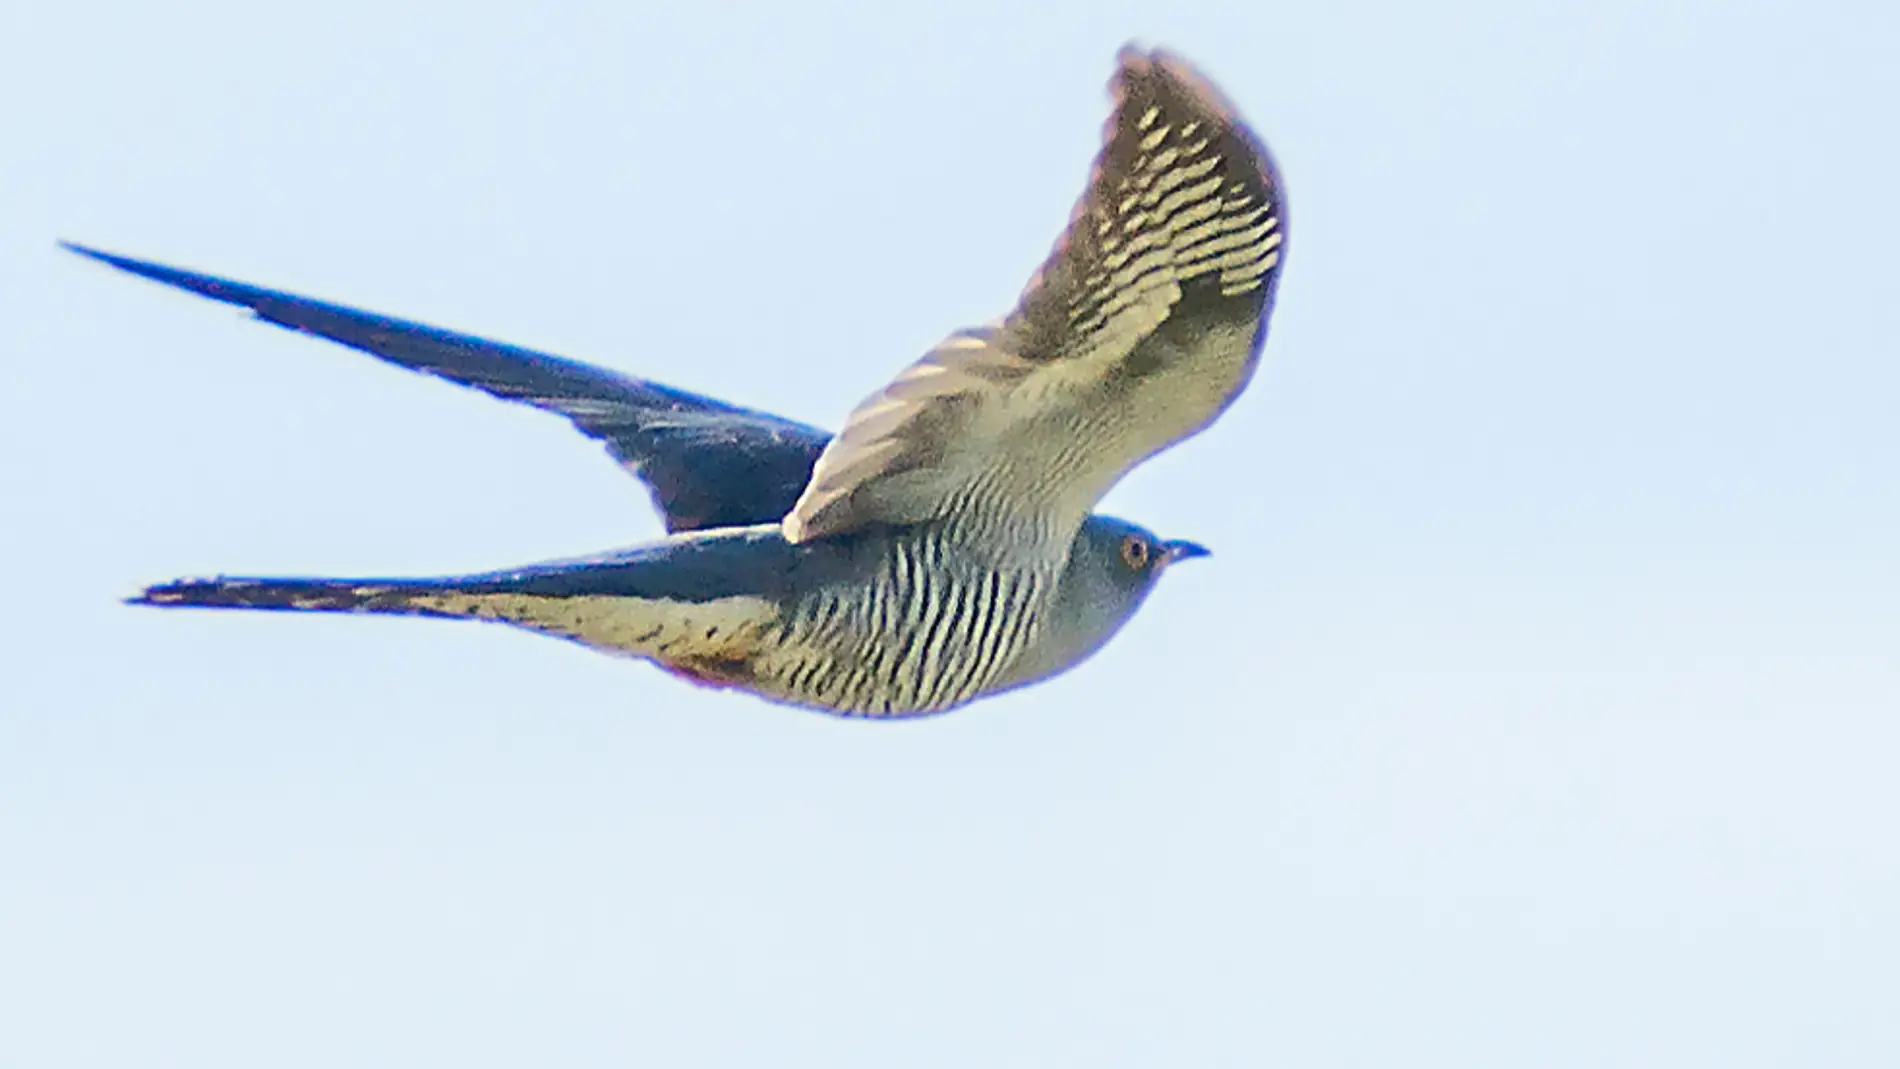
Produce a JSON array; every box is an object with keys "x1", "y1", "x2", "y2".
[{"x1": 748, "y1": 533, "x2": 1063, "y2": 717}]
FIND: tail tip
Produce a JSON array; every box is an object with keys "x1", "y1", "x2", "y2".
[{"x1": 127, "y1": 577, "x2": 227, "y2": 608}]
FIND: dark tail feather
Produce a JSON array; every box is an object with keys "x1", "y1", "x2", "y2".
[{"x1": 129, "y1": 576, "x2": 462, "y2": 618}]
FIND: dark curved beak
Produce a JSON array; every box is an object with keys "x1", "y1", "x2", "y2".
[{"x1": 1162, "y1": 539, "x2": 1212, "y2": 564}]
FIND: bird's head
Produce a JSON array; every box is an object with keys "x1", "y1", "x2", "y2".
[
  {"x1": 1108, "y1": 522, "x2": 1212, "y2": 576},
  {"x1": 1071, "y1": 513, "x2": 1209, "y2": 606},
  {"x1": 991, "y1": 515, "x2": 1209, "y2": 694}
]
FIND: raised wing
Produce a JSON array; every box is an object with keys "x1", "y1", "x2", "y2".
[
  {"x1": 785, "y1": 48, "x2": 1285, "y2": 544},
  {"x1": 64, "y1": 243, "x2": 828, "y2": 532}
]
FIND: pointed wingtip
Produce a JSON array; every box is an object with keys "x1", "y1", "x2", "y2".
[
  {"x1": 61, "y1": 240, "x2": 179, "y2": 282},
  {"x1": 60, "y1": 239, "x2": 115, "y2": 264},
  {"x1": 62, "y1": 240, "x2": 163, "y2": 279},
  {"x1": 58, "y1": 240, "x2": 275, "y2": 314}
]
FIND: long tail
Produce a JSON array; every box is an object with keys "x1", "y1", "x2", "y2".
[
  {"x1": 130, "y1": 568, "x2": 782, "y2": 687},
  {"x1": 131, "y1": 576, "x2": 476, "y2": 617},
  {"x1": 125, "y1": 527, "x2": 805, "y2": 674}
]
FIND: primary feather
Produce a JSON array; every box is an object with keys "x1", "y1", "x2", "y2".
[{"x1": 785, "y1": 48, "x2": 1286, "y2": 545}]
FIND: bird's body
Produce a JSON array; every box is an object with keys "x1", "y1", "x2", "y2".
[
  {"x1": 73, "y1": 46, "x2": 1285, "y2": 718},
  {"x1": 136, "y1": 515, "x2": 1184, "y2": 716}
]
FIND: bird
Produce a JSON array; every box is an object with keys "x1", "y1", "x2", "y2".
[{"x1": 67, "y1": 46, "x2": 1286, "y2": 718}]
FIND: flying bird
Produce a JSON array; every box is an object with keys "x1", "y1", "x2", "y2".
[{"x1": 69, "y1": 47, "x2": 1286, "y2": 717}]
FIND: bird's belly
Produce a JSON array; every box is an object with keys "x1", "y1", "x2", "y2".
[{"x1": 741, "y1": 569, "x2": 1052, "y2": 718}]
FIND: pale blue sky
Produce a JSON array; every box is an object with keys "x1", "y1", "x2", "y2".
[{"x1": 3, "y1": 0, "x2": 1897, "y2": 1066}]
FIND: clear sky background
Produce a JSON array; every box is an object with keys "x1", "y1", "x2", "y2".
[{"x1": 3, "y1": 1, "x2": 1896, "y2": 1066}]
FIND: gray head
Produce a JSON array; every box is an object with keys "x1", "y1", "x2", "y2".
[{"x1": 991, "y1": 514, "x2": 1209, "y2": 694}]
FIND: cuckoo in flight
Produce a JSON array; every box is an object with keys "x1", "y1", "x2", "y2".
[{"x1": 69, "y1": 47, "x2": 1287, "y2": 717}]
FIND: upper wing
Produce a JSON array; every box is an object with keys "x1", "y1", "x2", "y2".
[
  {"x1": 784, "y1": 48, "x2": 1285, "y2": 544},
  {"x1": 64, "y1": 243, "x2": 829, "y2": 532}
]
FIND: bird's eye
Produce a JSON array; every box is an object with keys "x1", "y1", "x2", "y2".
[{"x1": 1118, "y1": 534, "x2": 1151, "y2": 570}]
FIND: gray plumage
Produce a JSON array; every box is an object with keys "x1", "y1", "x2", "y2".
[{"x1": 71, "y1": 46, "x2": 1283, "y2": 718}]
